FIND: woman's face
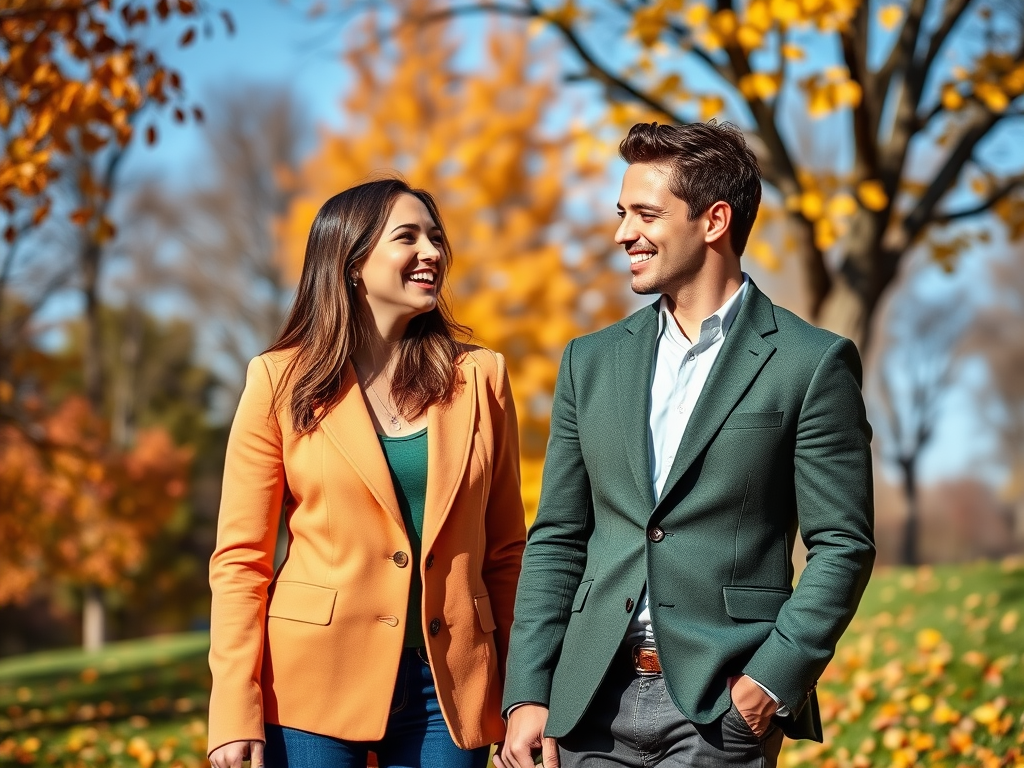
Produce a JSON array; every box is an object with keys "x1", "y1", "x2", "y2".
[{"x1": 356, "y1": 193, "x2": 446, "y2": 329}]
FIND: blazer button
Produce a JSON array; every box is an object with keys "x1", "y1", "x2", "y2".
[
  {"x1": 648, "y1": 527, "x2": 665, "y2": 543},
  {"x1": 393, "y1": 551, "x2": 409, "y2": 568},
  {"x1": 429, "y1": 618, "x2": 441, "y2": 636},
  {"x1": 625, "y1": 598, "x2": 634, "y2": 612},
  {"x1": 425, "y1": 553, "x2": 434, "y2": 570}
]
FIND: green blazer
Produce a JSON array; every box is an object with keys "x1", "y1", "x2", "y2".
[{"x1": 502, "y1": 282, "x2": 875, "y2": 742}]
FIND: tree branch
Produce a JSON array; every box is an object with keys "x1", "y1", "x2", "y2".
[
  {"x1": 933, "y1": 173, "x2": 1024, "y2": 224},
  {"x1": 841, "y1": 1, "x2": 879, "y2": 175},
  {"x1": 411, "y1": 1, "x2": 686, "y2": 121},
  {"x1": 915, "y1": 0, "x2": 975, "y2": 106},
  {"x1": 875, "y1": 0, "x2": 930, "y2": 114},
  {"x1": 900, "y1": 108, "x2": 1004, "y2": 246}
]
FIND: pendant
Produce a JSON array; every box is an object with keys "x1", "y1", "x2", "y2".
[{"x1": 389, "y1": 415, "x2": 402, "y2": 431}]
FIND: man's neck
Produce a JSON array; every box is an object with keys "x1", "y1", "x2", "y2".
[{"x1": 664, "y1": 268, "x2": 744, "y2": 342}]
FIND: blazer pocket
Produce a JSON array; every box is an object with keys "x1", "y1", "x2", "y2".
[
  {"x1": 722, "y1": 410, "x2": 783, "y2": 430},
  {"x1": 723, "y1": 586, "x2": 791, "y2": 622},
  {"x1": 267, "y1": 581, "x2": 338, "y2": 626},
  {"x1": 474, "y1": 593, "x2": 497, "y2": 633},
  {"x1": 571, "y1": 580, "x2": 594, "y2": 613}
]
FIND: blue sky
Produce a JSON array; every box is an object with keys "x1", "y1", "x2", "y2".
[
  {"x1": 103, "y1": 1, "x2": 1017, "y2": 490},
  {"x1": 123, "y1": 1, "x2": 349, "y2": 181}
]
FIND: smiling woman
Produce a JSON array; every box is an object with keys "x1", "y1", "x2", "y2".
[{"x1": 206, "y1": 177, "x2": 526, "y2": 768}]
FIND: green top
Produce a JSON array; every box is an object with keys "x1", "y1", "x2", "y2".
[{"x1": 378, "y1": 427, "x2": 428, "y2": 648}]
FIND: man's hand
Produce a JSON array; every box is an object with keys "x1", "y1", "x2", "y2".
[
  {"x1": 494, "y1": 704, "x2": 559, "y2": 768},
  {"x1": 729, "y1": 675, "x2": 778, "y2": 738},
  {"x1": 209, "y1": 739, "x2": 264, "y2": 768}
]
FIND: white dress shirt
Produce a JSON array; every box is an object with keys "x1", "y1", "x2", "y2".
[{"x1": 624, "y1": 276, "x2": 789, "y2": 715}]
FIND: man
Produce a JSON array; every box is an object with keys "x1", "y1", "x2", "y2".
[{"x1": 496, "y1": 121, "x2": 875, "y2": 768}]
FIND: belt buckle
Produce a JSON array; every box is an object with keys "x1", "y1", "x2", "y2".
[{"x1": 631, "y1": 644, "x2": 661, "y2": 676}]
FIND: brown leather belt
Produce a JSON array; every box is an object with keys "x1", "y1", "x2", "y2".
[{"x1": 631, "y1": 644, "x2": 662, "y2": 675}]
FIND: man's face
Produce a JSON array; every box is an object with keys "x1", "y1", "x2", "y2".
[{"x1": 615, "y1": 161, "x2": 708, "y2": 297}]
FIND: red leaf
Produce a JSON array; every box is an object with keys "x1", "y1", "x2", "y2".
[
  {"x1": 179, "y1": 27, "x2": 196, "y2": 47},
  {"x1": 146, "y1": 125, "x2": 157, "y2": 145}
]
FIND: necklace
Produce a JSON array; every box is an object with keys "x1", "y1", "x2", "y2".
[{"x1": 353, "y1": 361, "x2": 403, "y2": 432}]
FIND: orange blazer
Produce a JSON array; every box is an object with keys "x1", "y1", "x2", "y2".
[{"x1": 207, "y1": 347, "x2": 526, "y2": 753}]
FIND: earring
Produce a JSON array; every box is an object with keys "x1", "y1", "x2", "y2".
[{"x1": 350, "y1": 273, "x2": 359, "y2": 287}]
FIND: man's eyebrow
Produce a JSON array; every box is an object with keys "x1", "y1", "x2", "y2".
[{"x1": 617, "y1": 202, "x2": 668, "y2": 213}]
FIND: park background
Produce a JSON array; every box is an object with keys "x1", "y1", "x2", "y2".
[{"x1": 1, "y1": 0, "x2": 1023, "y2": 765}]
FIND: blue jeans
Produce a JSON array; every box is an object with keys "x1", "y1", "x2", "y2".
[{"x1": 264, "y1": 647, "x2": 491, "y2": 768}]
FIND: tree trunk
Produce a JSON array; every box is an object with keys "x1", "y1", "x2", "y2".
[
  {"x1": 899, "y1": 455, "x2": 919, "y2": 565},
  {"x1": 82, "y1": 584, "x2": 105, "y2": 652},
  {"x1": 79, "y1": 236, "x2": 106, "y2": 649},
  {"x1": 807, "y1": 206, "x2": 899, "y2": 356}
]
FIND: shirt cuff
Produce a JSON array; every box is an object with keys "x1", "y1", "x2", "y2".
[{"x1": 748, "y1": 677, "x2": 790, "y2": 717}]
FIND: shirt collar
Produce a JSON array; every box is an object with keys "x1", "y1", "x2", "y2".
[{"x1": 656, "y1": 274, "x2": 749, "y2": 343}]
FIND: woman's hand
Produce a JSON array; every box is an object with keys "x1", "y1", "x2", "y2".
[{"x1": 209, "y1": 740, "x2": 264, "y2": 768}]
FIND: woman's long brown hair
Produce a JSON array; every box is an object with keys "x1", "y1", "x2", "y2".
[{"x1": 267, "y1": 177, "x2": 468, "y2": 435}]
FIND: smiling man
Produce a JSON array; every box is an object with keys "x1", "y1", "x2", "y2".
[{"x1": 496, "y1": 121, "x2": 875, "y2": 768}]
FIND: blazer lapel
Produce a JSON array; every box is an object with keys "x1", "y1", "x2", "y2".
[
  {"x1": 655, "y1": 284, "x2": 778, "y2": 509},
  {"x1": 421, "y1": 361, "x2": 477, "y2": 554},
  {"x1": 319, "y1": 360, "x2": 403, "y2": 529},
  {"x1": 616, "y1": 303, "x2": 660, "y2": 511}
]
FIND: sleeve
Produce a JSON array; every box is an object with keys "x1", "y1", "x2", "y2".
[
  {"x1": 501, "y1": 340, "x2": 593, "y2": 713},
  {"x1": 481, "y1": 351, "x2": 527, "y2": 676},
  {"x1": 207, "y1": 356, "x2": 287, "y2": 754},
  {"x1": 743, "y1": 337, "x2": 876, "y2": 712}
]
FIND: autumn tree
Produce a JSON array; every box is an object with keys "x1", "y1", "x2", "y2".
[
  {"x1": 337, "y1": 0, "x2": 1024, "y2": 350},
  {"x1": 0, "y1": 0, "x2": 232, "y2": 219},
  {"x1": 121, "y1": 83, "x2": 309, "y2": 386},
  {"x1": 1, "y1": 0, "x2": 232, "y2": 649},
  {"x1": 868, "y1": 281, "x2": 974, "y2": 565},
  {"x1": 283, "y1": 1, "x2": 629, "y2": 514}
]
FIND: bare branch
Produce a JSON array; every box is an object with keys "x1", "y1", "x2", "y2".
[
  {"x1": 410, "y1": 2, "x2": 686, "y2": 121},
  {"x1": 841, "y1": 2, "x2": 879, "y2": 175},
  {"x1": 915, "y1": 0, "x2": 975, "y2": 104},
  {"x1": 900, "y1": 108, "x2": 1005, "y2": 246},
  {"x1": 933, "y1": 173, "x2": 1024, "y2": 224},
  {"x1": 875, "y1": 0, "x2": 930, "y2": 113}
]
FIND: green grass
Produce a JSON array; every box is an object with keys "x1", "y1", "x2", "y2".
[
  {"x1": 0, "y1": 633, "x2": 210, "y2": 767},
  {"x1": 1, "y1": 560, "x2": 1022, "y2": 767}
]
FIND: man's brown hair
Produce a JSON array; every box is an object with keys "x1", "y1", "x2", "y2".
[{"x1": 618, "y1": 120, "x2": 762, "y2": 255}]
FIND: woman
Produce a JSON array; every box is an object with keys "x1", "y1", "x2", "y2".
[{"x1": 207, "y1": 178, "x2": 526, "y2": 768}]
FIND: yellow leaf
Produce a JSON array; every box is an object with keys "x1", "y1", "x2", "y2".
[
  {"x1": 781, "y1": 43, "x2": 805, "y2": 61},
  {"x1": 999, "y1": 609, "x2": 1019, "y2": 633},
  {"x1": 909, "y1": 693, "x2": 932, "y2": 712},
  {"x1": 833, "y1": 79, "x2": 863, "y2": 108},
  {"x1": 710, "y1": 9, "x2": 738, "y2": 38},
  {"x1": 878, "y1": 4, "x2": 903, "y2": 30},
  {"x1": 976, "y1": 82, "x2": 1009, "y2": 112},
  {"x1": 685, "y1": 3, "x2": 712, "y2": 26},
  {"x1": 857, "y1": 179, "x2": 889, "y2": 211},
  {"x1": 915, "y1": 627, "x2": 942, "y2": 651},
  {"x1": 814, "y1": 218, "x2": 836, "y2": 249},
  {"x1": 826, "y1": 192, "x2": 858, "y2": 218},
  {"x1": 745, "y1": 0, "x2": 772, "y2": 32},
  {"x1": 698, "y1": 95, "x2": 725, "y2": 121},
  {"x1": 941, "y1": 84, "x2": 964, "y2": 111},
  {"x1": 800, "y1": 190, "x2": 824, "y2": 220},
  {"x1": 739, "y1": 72, "x2": 779, "y2": 101},
  {"x1": 737, "y1": 25, "x2": 763, "y2": 51}
]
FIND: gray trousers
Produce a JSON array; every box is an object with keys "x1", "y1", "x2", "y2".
[{"x1": 558, "y1": 655, "x2": 784, "y2": 768}]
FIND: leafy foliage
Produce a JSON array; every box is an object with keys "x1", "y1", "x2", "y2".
[
  {"x1": 282, "y1": 0, "x2": 630, "y2": 515},
  {"x1": 0, "y1": 0, "x2": 232, "y2": 228}
]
